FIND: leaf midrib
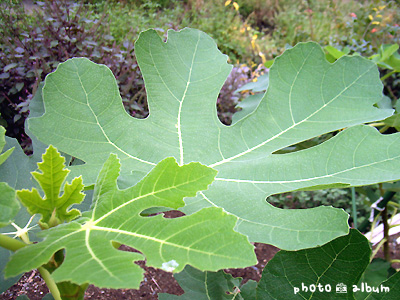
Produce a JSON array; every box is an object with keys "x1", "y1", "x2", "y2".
[
  {"x1": 91, "y1": 225, "x2": 243, "y2": 261},
  {"x1": 145, "y1": 30, "x2": 201, "y2": 166},
  {"x1": 214, "y1": 152, "x2": 400, "y2": 184},
  {"x1": 208, "y1": 63, "x2": 375, "y2": 169},
  {"x1": 176, "y1": 31, "x2": 201, "y2": 165}
]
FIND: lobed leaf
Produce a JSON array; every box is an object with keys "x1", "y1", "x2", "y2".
[
  {"x1": 5, "y1": 155, "x2": 256, "y2": 288},
  {"x1": 256, "y1": 229, "x2": 370, "y2": 299},
  {"x1": 17, "y1": 145, "x2": 84, "y2": 227},
  {"x1": 28, "y1": 28, "x2": 400, "y2": 250}
]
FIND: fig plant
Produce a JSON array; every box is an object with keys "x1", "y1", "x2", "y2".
[
  {"x1": 1, "y1": 28, "x2": 400, "y2": 299},
  {"x1": 0, "y1": 142, "x2": 256, "y2": 299}
]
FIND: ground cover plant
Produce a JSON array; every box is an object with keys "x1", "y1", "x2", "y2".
[{"x1": 1, "y1": 26, "x2": 400, "y2": 299}]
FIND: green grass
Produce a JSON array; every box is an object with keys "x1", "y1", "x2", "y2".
[{"x1": 84, "y1": 0, "x2": 399, "y2": 64}]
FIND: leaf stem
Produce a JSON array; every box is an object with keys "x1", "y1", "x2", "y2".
[
  {"x1": 371, "y1": 238, "x2": 387, "y2": 262},
  {"x1": 379, "y1": 125, "x2": 390, "y2": 134},
  {"x1": 368, "y1": 122, "x2": 385, "y2": 127},
  {"x1": 381, "y1": 70, "x2": 396, "y2": 82},
  {"x1": 0, "y1": 236, "x2": 63, "y2": 300},
  {"x1": 0, "y1": 234, "x2": 27, "y2": 251},
  {"x1": 37, "y1": 266, "x2": 62, "y2": 300}
]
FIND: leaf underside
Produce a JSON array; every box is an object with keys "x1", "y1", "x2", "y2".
[
  {"x1": 28, "y1": 28, "x2": 400, "y2": 250},
  {"x1": 6, "y1": 155, "x2": 256, "y2": 288}
]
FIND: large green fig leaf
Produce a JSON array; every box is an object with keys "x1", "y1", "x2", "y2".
[
  {"x1": 256, "y1": 229, "x2": 370, "y2": 299},
  {"x1": 5, "y1": 155, "x2": 256, "y2": 288},
  {"x1": 28, "y1": 28, "x2": 400, "y2": 250},
  {"x1": 17, "y1": 145, "x2": 84, "y2": 228}
]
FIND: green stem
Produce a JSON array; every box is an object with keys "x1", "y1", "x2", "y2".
[
  {"x1": 351, "y1": 187, "x2": 357, "y2": 229},
  {"x1": 371, "y1": 238, "x2": 387, "y2": 262},
  {"x1": 381, "y1": 70, "x2": 396, "y2": 82},
  {"x1": 48, "y1": 209, "x2": 60, "y2": 228},
  {"x1": 379, "y1": 125, "x2": 390, "y2": 134},
  {"x1": 38, "y1": 266, "x2": 62, "y2": 300},
  {"x1": 0, "y1": 234, "x2": 27, "y2": 251},
  {"x1": 368, "y1": 122, "x2": 385, "y2": 127}
]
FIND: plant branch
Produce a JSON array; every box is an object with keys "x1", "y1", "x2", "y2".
[
  {"x1": 379, "y1": 125, "x2": 390, "y2": 133},
  {"x1": 0, "y1": 234, "x2": 27, "y2": 252},
  {"x1": 37, "y1": 266, "x2": 62, "y2": 300}
]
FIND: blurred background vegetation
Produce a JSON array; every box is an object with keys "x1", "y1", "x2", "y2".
[{"x1": 1, "y1": 0, "x2": 399, "y2": 227}]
